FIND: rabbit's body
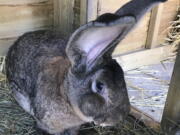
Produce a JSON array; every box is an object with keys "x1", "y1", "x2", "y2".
[
  {"x1": 6, "y1": 31, "x2": 85, "y2": 133},
  {"x1": 6, "y1": 0, "x2": 167, "y2": 134}
]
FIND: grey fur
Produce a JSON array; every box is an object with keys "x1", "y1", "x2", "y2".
[{"x1": 6, "y1": 0, "x2": 167, "y2": 134}]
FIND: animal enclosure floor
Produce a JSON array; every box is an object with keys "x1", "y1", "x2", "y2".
[{"x1": 125, "y1": 60, "x2": 175, "y2": 123}]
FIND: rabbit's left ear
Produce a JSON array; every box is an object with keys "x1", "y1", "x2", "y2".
[{"x1": 66, "y1": 14, "x2": 136, "y2": 72}]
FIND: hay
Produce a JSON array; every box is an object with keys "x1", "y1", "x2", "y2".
[
  {"x1": 0, "y1": 57, "x2": 41, "y2": 135},
  {"x1": 164, "y1": 7, "x2": 180, "y2": 59}
]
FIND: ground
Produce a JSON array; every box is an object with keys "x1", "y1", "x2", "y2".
[{"x1": 126, "y1": 59, "x2": 174, "y2": 123}]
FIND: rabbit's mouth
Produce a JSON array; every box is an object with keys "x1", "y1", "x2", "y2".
[
  {"x1": 94, "y1": 121, "x2": 113, "y2": 127},
  {"x1": 71, "y1": 101, "x2": 94, "y2": 123},
  {"x1": 93, "y1": 114, "x2": 124, "y2": 127},
  {"x1": 92, "y1": 101, "x2": 130, "y2": 127}
]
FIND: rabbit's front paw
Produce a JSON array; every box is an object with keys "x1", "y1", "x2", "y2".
[{"x1": 57, "y1": 127, "x2": 80, "y2": 135}]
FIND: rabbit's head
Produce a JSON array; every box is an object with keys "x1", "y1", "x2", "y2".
[
  {"x1": 65, "y1": 0, "x2": 167, "y2": 126},
  {"x1": 65, "y1": 15, "x2": 133, "y2": 126},
  {"x1": 67, "y1": 58, "x2": 130, "y2": 126}
]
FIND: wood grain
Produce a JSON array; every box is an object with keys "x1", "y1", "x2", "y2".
[
  {"x1": 0, "y1": 0, "x2": 49, "y2": 5},
  {"x1": 0, "y1": 1, "x2": 53, "y2": 39},
  {"x1": 80, "y1": 0, "x2": 88, "y2": 25},
  {"x1": 130, "y1": 106, "x2": 161, "y2": 131},
  {"x1": 146, "y1": 4, "x2": 164, "y2": 48},
  {"x1": 115, "y1": 45, "x2": 173, "y2": 71},
  {"x1": 54, "y1": 0, "x2": 75, "y2": 37},
  {"x1": 113, "y1": 13, "x2": 151, "y2": 55}
]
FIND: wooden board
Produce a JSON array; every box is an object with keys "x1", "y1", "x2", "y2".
[
  {"x1": 130, "y1": 106, "x2": 161, "y2": 131},
  {"x1": 87, "y1": 0, "x2": 98, "y2": 22},
  {"x1": 0, "y1": 1, "x2": 53, "y2": 39},
  {"x1": 146, "y1": 4, "x2": 164, "y2": 48},
  {"x1": 0, "y1": 0, "x2": 53, "y2": 56},
  {"x1": 99, "y1": 0, "x2": 130, "y2": 14},
  {"x1": 80, "y1": 0, "x2": 88, "y2": 25},
  {"x1": 112, "y1": 13, "x2": 151, "y2": 55},
  {"x1": 114, "y1": 45, "x2": 173, "y2": 71},
  {"x1": 0, "y1": 0, "x2": 49, "y2": 5},
  {"x1": 99, "y1": 0, "x2": 150, "y2": 55},
  {"x1": 161, "y1": 48, "x2": 180, "y2": 134},
  {"x1": 54, "y1": 0, "x2": 74, "y2": 37},
  {"x1": 73, "y1": 0, "x2": 99, "y2": 28}
]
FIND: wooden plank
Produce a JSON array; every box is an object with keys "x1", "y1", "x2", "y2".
[
  {"x1": 130, "y1": 106, "x2": 161, "y2": 131},
  {"x1": 87, "y1": 0, "x2": 98, "y2": 22},
  {"x1": 73, "y1": 0, "x2": 81, "y2": 29},
  {"x1": 146, "y1": 4, "x2": 164, "y2": 49},
  {"x1": 99, "y1": 0, "x2": 130, "y2": 14},
  {"x1": 80, "y1": 0, "x2": 87, "y2": 25},
  {"x1": 80, "y1": 0, "x2": 99, "y2": 24},
  {"x1": 0, "y1": 0, "x2": 49, "y2": 5},
  {"x1": 112, "y1": 13, "x2": 151, "y2": 55},
  {"x1": 0, "y1": 38, "x2": 17, "y2": 56},
  {"x1": 114, "y1": 45, "x2": 173, "y2": 71},
  {"x1": 0, "y1": 2, "x2": 53, "y2": 39},
  {"x1": 54, "y1": 0, "x2": 75, "y2": 37},
  {"x1": 161, "y1": 48, "x2": 180, "y2": 134}
]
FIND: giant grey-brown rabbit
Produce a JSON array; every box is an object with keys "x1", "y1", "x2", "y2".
[{"x1": 6, "y1": 0, "x2": 167, "y2": 134}]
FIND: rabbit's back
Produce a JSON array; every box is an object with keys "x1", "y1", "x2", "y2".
[
  {"x1": 6, "y1": 30, "x2": 68, "y2": 96},
  {"x1": 6, "y1": 30, "x2": 85, "y2": 133}
]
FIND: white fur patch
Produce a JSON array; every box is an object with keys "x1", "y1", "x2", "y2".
[
  {"x1": 73, "y1": 105, "x2": 94, "y2": 122},
  {"x1": 13, "y1": 91, "x2": 34, "y2": 115}
]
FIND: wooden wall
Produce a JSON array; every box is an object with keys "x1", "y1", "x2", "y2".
[
  {"x1": 0, "y1": 0, "x2": 179, "y2": 56},
  {"x1": 0, "y1": 0, "x2": 53, "y2": 55},
  {"x1": 97, "y1": 0, "x2": 179, "y2": 56}
]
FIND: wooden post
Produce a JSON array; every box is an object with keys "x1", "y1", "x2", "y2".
[
  {"x1": 54, "y1": 0, "x2": 98, "y2": 36},
  {"x1": 80, "y1": 0, "x2": 99, "y2": 25},
  {"x1": 161, "y1": 47, "x2": 180, "y2": 134},
  {"x1": 54, "y1": 0, "x2": 75, "y2": 36},
  {"x1": 145, "y1": 4, "x2": 164, "y2": 49},
  {"x1": 87, "y1": 0, "x2": 98, "y2": 22},
  {"x1": 80, "y1": 0, "x2": 88, "y2": 25}
]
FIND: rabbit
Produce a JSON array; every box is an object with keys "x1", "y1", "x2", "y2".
[{"x1": 5, "y1": 0, "x2": 167, "y2": 134}]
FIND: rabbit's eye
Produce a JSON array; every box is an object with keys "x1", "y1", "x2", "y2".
[
  {"x1": 96, "y1": 81, "x2": 104, "y2": 92},
  {"x1": 92, "y1": 80, "x2": 104, "y2": 94}
]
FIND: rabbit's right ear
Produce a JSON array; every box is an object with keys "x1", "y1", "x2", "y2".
[{"x1": 66, "y1": 14, "x2": 136, "y2": 73}]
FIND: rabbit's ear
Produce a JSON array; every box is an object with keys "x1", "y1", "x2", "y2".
[
  {"x1": 66, "y1": 0, "x2": 167, "y2": 72},
  {"x1": 66, "y1": 15, "x2": 135, "y2": 71}
]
